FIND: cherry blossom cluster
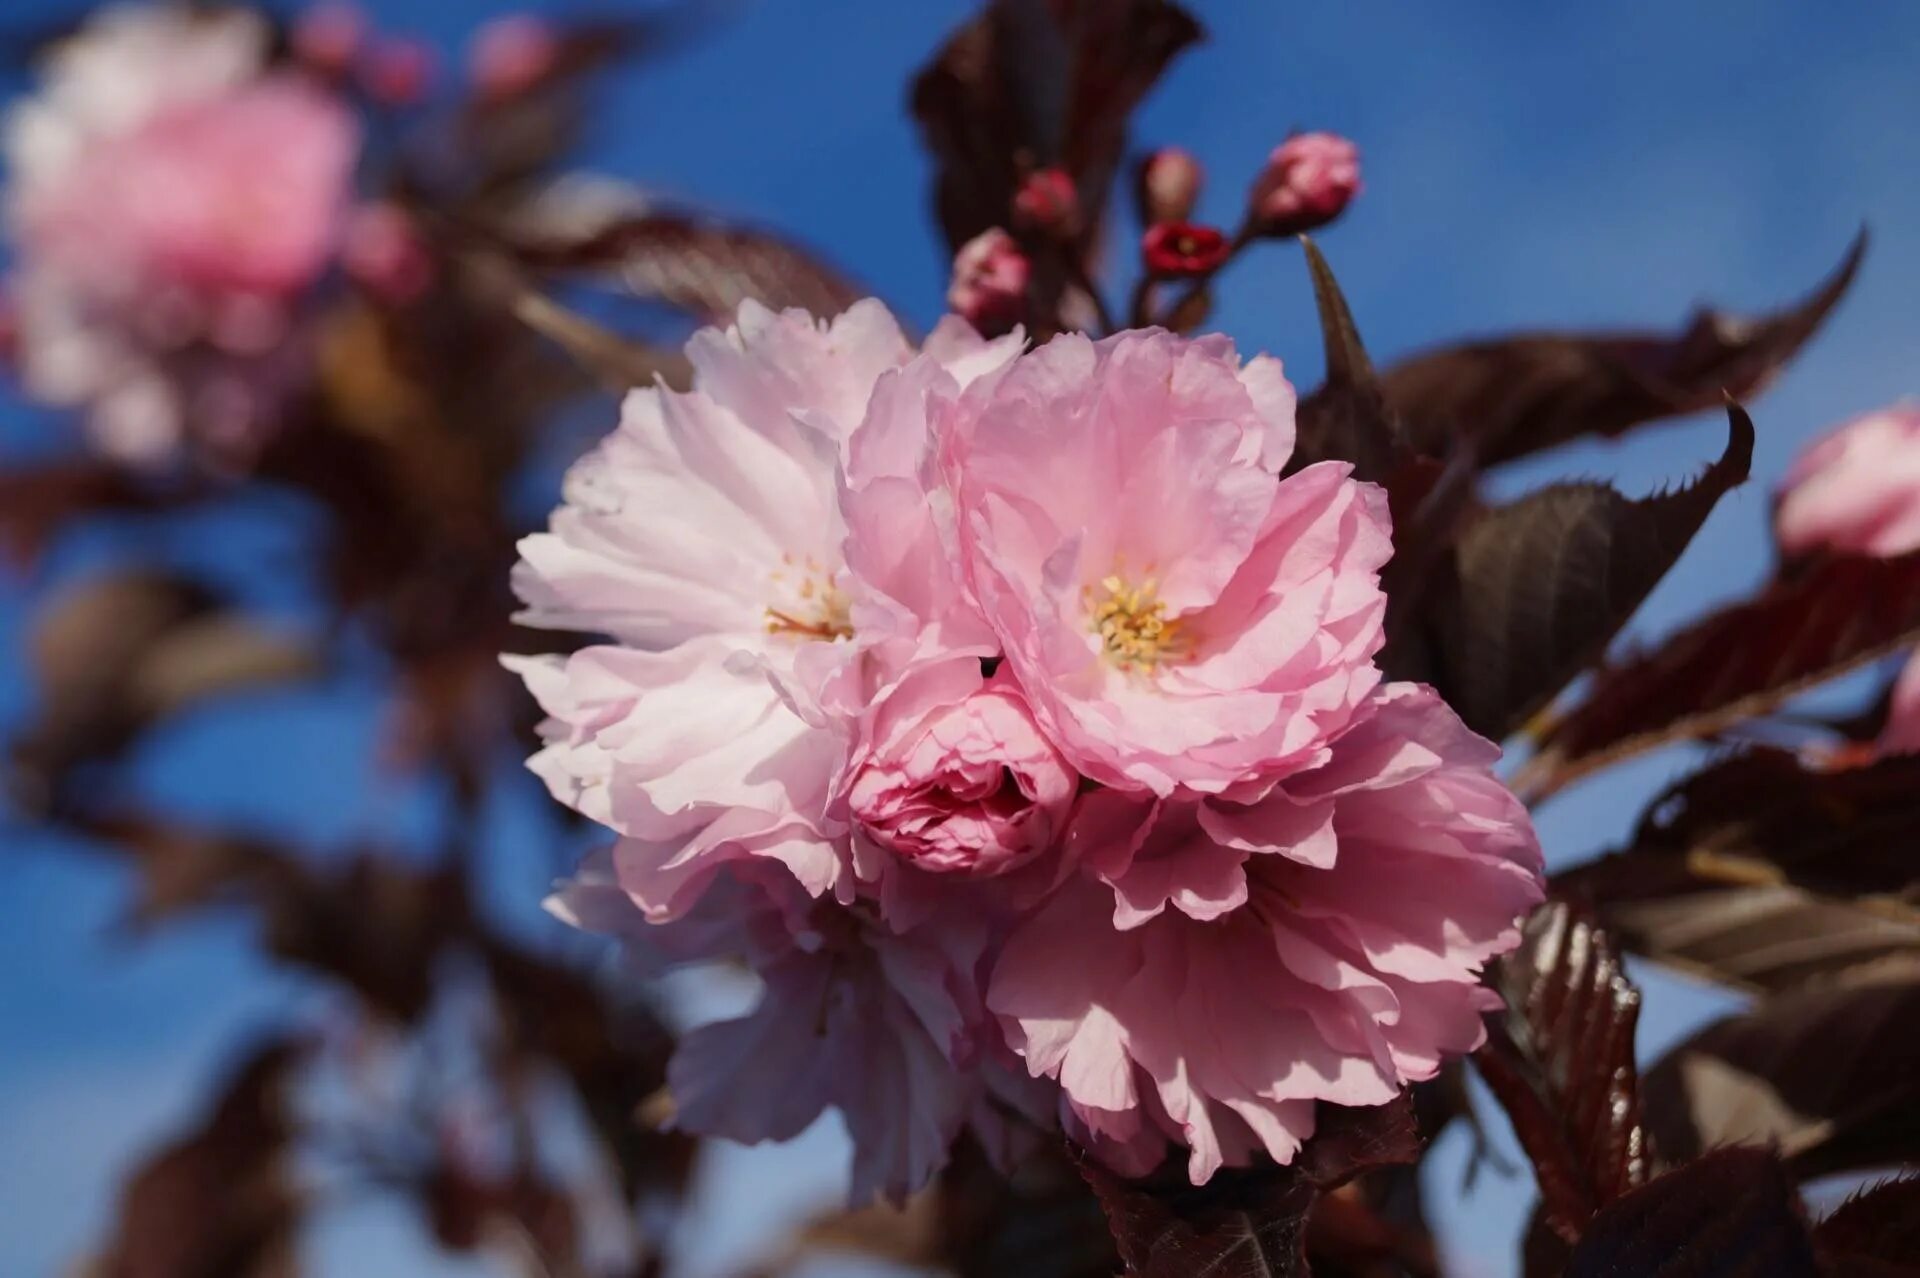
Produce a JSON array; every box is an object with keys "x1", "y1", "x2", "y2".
[{"x1": 511, "y1": 300, "x2": 1545, "y2": 1201}]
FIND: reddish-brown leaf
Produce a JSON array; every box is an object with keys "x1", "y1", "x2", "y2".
[
  {"x1": 1413, "y1": 403, "x2": 1753, "y2": 739},
  {"x1": 909, "y1": 0, "x2": 1201, "y2": 256},
  {"x1": 1289, "y1": 239, "x2": 1406, "y2": 486},
  {"x1": 1077, "y1": 1097, "x2": 1420, "y2": 1278},
  {"x1": 1382, "y1": 230, "x2": 1864, "y2": 465},
  {"x1": 81, "y1": 1037, "x2": 308, "y2": 1278},
  {"x1": 1815, "y1": 1177, "x2": 1920, "y2": 1277},
  {"x1": 1642, "y1": 976, "x2": 1920, "y2": 1183},
  {"x1": 1562, "y1": 1148, "x2": 1819, "y2": 1278},
  {"x1": 1475, "y1": 903, "x2": 1652, "y2": 1244},
  {"x1": 1528, "y1": 549, "x2": 1920, "y2": 796},
  {"x1": 1554, "y1": 748, "x2": 1920, "y2": 992},
  {"x1": 505, "y1": 212, "x2": 865, "y2": 322}
]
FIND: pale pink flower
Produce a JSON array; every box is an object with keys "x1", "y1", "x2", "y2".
[
  {"x1": 1775, "y1": 405, "x2": 1920, "y2": 560},
  {"x1": 3, "y1": 7, "x2": 358, "y2": 466},
  {"x1": 841, "y1": 659, "x2": 1074, "y2": 878},
  {"x1": 548, "y1": 855, "x2": 1044, "y2": 1204},
  {"x1": 948, "y1": 327, "x2": 1389, "y2": 797},
  {"x1": 989, "y1": 684, "x2": 1544, "y2": 1182},
  {"x1": 1251, "y1": 132, "x2": 1362, "y2": 236},
  {"x1": 511, "y1": 304, "x2": 1020, "y2": 911}
]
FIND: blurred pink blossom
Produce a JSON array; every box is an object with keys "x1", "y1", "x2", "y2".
[
  {"x1": 292, "y1": 1, "x2": 365, "y2": 78},
  {"x1": 3, "y1": 6, "x2": 359, "y2": 467},
  {"x1": 1775, "y1": 405, "x2": 1920, "y2": 560},
  {"x1": 468, "y1": 14, "x2": 562, "y2": 101},
  {"x1": 342, "y1": 202, "x2": 435, "y2": 304}
]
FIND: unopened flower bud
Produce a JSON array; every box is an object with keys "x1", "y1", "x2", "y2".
[
  {"x1": 1136, "y1": 147, "x2": 1202, "y2": 225},
  {"x1": 1012, "y1": 167, "x2": 1079, "y2": 238},
  {"x1": 1249, "y1": 132, "x2": 1360, "y2": 236},
  {"x1": 1141, "y1": 222, "x2": 1230, "y2": 279},
  {"x1": 292, "y1": 2, "x2": 363, "y2": 78},
  {"x1": 363, "y1": 37, "x2": 435, "y2": 106},
  {"x1": 343, "y1": 203, "x2": 435, "y2": 305},
  {"x1": 468, "y1": 15, "x2": 561, "y2": 102},
  {"x1": 948, "y1": 228, "x2": 1030, "y2": 334}
]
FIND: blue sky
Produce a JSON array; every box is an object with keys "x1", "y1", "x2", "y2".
[{"x1": 3, "y1": 0, "x2": 1919, "y2": 1274}]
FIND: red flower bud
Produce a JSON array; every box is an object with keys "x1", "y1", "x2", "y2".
[
  {"x1": 1249, "y1": 132, "x2": 1361, "y2": 236},
  {"x1": 1136, "y1": 147, "x2": 1203, "y2": 225},
  {"x1": 363, "y1": 37, "x2": 436, "y2": 107},
  {"x1": 1012, "y1": 168, "x2": 1080, "y2": 238},
  {"x1": 1141, "y1": 222, "x2": 1231, "y2": 279},
  {"x1": 948, "y1": 228, "x2": 1030, "y2": 334},
  {"x1": 292, "y1": 2, "x2": 364, "y2": 78}
]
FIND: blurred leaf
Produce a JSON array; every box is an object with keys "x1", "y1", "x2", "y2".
[
  {"x1": 1528, "y1": 549, "x2": 1920, "y2": 796},
  {"x1": 1290, "y1": 239, "x2": 1406, "y2": 485},
  {"x1": 1554, "y1": 747, "x2": 1920, "y2": 992},
  {"x1": 10, "y1": 574, "x2": 316, "y2": 805},
  {"x1": 0, "y1": 462, "x2": 189, "y2": 566},
  {"x1": 1420, "y1": 403, "x2": 1753, "y2": 739},
  {"x1": 1642, "y1": 975, "x2": 1920, "y2": 1182},
  {"x1": 1383, "y1": 230, "x2": 1864, "y2": 466},
  {"x1": 1474, "y1": 903, "x2": 1652, "y2": 1245},
  {"x1": 910, "y1": 0, "x2": 1201, "y2": 256},
  {"x1": 504, "y1": 211, "x2": 865, "y2": 322},
  {"x1": 78, "y1": 1036, "x2": 307, "y2": 1278},
  {"x1": 1077, "y1": 1097, "x2": 1419, "y2": 1278},
  {"x1": 1561, "y1": 1148, "x2": 1819, "y2": 1278},
  {"x1": 1814, "y1": 1177, "x2": 1920, "y2": 1276}
]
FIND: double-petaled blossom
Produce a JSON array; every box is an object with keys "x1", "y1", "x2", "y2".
[
  {"x1": 1775, "y1": 404, "x2": 1920, "y2": 753},
  {"x1": 2, "y1": 5, "x2": 359, "y2": 467},
  {"x1": 514, "y1": 299, "x2": 1543, "y2": 1201}
]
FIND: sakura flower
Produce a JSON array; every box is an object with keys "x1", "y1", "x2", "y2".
[
  {"x1": 840, "y1": 659, "x2": 1074, "y2": 878},
  {"x1": 3, "y1": 5, "x2": 358, "y2": 467},
  {"x1": 948, "y1": 327, "x2": 1390, "y2": 796},
  {"x1": 1141, "y1": 221, "x2": 1231, "y2": 278},
  {"x1": 989, "y1": 684, "x2": 1544, "y2": 1182},
  {"x1": 1250, "y1": 132, "x2": 1362, "y2": 237},
  {"x1": 1775, "y1": 404, "x2": 1920, "y2": 560},
  {"x1": 549, "y1": 854, "x2": 1043, "y2": 1204},
  {"x1": 1775, "y1": 403, "x2": 1920, "y2": 754},
  {"x1": 511, "y1": 303, "x2": 1020, "y2": 912}
]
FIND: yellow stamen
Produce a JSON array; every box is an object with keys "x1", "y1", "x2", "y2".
[{"x1": 1086, "y1": 572, "x2": 1186, "y2": 670}]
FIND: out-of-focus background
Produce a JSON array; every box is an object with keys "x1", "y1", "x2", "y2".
[{"x1": 3, "y1": 1, "x2": 1916, "y2": 1274}]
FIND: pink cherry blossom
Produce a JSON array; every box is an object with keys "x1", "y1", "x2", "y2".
[
  {"x1": 3, "y1": 7, "x2": 358, "y2": 466},
  {"x1": 989, "y1": 684, "x2": 1544, "y2": 1182},
  {"x1": 511, "y1": 304, "x2": 1021, "y2": 912},
  {"x1": 841, "y1": 659, "x2": 1075, "y2": 877},
  {"x1": 468, "y1": 15, "x2": 562, "y2": 101},
  {"x1": 947, "y1": 228, "x2": 1030, "y2": 334},
  {"x1": 947, "y1": 327, "x2": 1389, "y2": 797},
  {"x1": 1775, "y1": 404, "x2": 1920, "y2": 560},
  {"x1": 548, "y1": 854, "x2": 1047, "y2": 1204}
]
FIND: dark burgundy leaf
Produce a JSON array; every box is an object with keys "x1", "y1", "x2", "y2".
[
  {"x1": 1641, "y1": 976, "x2": 1920, "y2": 1182},
  {"x1": 1421, "y1": 402, "x2": 1753, "y2": 739},
  {"x1": 1078, "y1": 1097, "x2": 1418, "y2": 1278},
  {"x1": 506, "y1": 212, "x2": 865, "y2": 322},
  {"x1": 1563, "y1": 1148, "x2": 1819, "y2": 1278},
  {"x1": 1289, "y1": 238, "x2": 1406, "y2": 485},
  {"x1": 1554, "y1": 747, "x2": 1920, "y2": 992},
  {"x1": 82, "y1": 1036, "x2": 308, "y2": 1278},
  {"x1": 909, "y1": 0, "x2": 1201, "y2": 256},
  {"x1": 1474, "y1": 903, "x2": 1651, "y2": 1244},
  {"x1": 1528, "y1": 549, "x2": 1920, "y2": 797},
  {"x1": 1383, "y1": 230, "x2": 1864, "y2": 466},
  {"x1": 1815, "y1": 1177, "x2": 1920, "y2": 1277}
]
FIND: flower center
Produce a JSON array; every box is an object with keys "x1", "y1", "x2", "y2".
[
  {"x1": 1087, "y1": 574, "x2": 1185, "y2": 670},
  {"x1": 765, "y1": 555, "x2": 853, "y2": 642}
]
